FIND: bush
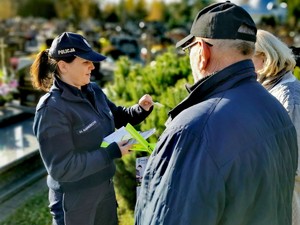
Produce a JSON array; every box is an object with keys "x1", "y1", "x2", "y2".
[
  {"x1": 294, "y1": 66, "x2": 300, "y2": 80},
  {"x1": 106, "y1": 47, "x2": 192, "y2": 210}
]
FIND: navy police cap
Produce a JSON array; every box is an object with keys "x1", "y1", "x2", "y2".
[{"x1": 49, "y1": 32, "x2": 106, "y2": 62}]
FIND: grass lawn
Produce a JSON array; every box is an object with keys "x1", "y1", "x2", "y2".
[{"x1": 0, "y1": 188, "x2": 134, "y2": 225}]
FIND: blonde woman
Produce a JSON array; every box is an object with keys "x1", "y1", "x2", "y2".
[{"x1": 253, "y1": 29, "x2": 300, "y2": 225}]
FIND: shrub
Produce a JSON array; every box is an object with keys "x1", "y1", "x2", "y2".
[
  {"x1": 107, "y1": 47, "x2": 191, "y2": 210},
  {"x1": 294, "y1": 66, "x2": 300, "y2": 80}
]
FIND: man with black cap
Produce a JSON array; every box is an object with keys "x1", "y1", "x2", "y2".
[
  {"x1": 135, "y1": 2, "x2": 298, "y2": 225},
  {"x1": 31, "y1": 32, "x2": 154, "y2": 225}
]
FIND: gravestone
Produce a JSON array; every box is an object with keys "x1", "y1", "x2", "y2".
[
  {"x1": 16, "y1": 61, "x2": 45, "y2": 107},
  {"x1": 0, "y1": 103, "x2": 46, "y2": 204}
]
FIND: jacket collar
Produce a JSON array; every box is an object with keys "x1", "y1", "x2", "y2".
[
  {"x1": 168, "y1": 59, "x2": 256, "y2": 120},
  {"x1": 51, "y1": 76, "x2": 93, "y2": 101}
]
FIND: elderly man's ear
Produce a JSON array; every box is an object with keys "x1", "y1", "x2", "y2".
[{"x1": 199, "y1": 40, "x2": 211, "y2": 70}]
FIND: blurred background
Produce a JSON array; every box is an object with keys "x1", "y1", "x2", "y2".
[
  {"x1": 0, "y1": 0, "x2": 300, "y2": 94},
  {"x1": 0, "y1": 0, "x2": 299, "y2": 99}
]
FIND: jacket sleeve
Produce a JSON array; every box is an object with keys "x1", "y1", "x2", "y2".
[
  {"x1": 33, "y1": 105, "x2": 117, "y2": 182},
  {"x1": 105, "y1": 96, "x2": 153, "y2": 128},
  {"x1": 286, "y1": 103, "x2": 300, "y2": 176}
]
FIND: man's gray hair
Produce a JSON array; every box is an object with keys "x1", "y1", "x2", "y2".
[{"x1": 207, "y1": 24, "x2": 256, "y2": 56}]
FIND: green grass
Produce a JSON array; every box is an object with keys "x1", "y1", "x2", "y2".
[
  {"x1": 0, "y1": 190, "x2": 51, "y2": 225},
  {"x1": 0, "y1": 188, "x2": 134, "y2": 225}
]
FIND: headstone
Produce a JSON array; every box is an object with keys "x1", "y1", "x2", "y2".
[{"x1": 0, "y1": 104, "x2": 46, "y2": 204}]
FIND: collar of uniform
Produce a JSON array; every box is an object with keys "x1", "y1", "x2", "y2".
[
  {"x1": 168, "y1": 59, "x2": 256, "y2": 120},
  {"x1": 52, "y1": 76, "x2": 90, "y2": 100}
]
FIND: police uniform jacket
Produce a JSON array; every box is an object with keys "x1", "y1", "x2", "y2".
[{"x1": 33, "y1": 77, "x2": 152, "y2": 191}]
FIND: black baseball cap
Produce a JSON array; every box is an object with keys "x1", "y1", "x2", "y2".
[
  {"x1": 49, "y1": 32, "x2": 106, "y2": 62},
  {"x1": 176, "y1": 1, "x2": 257, "y2": 48}
]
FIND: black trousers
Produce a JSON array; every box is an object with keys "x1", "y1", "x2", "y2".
[{"x1": 49, "y1": 180, "x2": 118, "y2": 225}]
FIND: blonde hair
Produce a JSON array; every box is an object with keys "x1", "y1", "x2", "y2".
[{"x1": 255, "y1": 29, "x2": 296, "y2": 80}]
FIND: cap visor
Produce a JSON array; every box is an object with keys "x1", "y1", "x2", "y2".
[
  {"x1": 176, "y1": 34, "x2": 194, "y2": 48},
  {"x1": 76, "y1": 51, "x2": 106, "y2": 62}
]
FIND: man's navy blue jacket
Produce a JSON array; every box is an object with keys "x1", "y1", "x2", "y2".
[
  {"x1": 135, "y1": 60, "x2": 298, "y2": 225},
  {"x1": 33, "y1": 77, "x2": 152, "y2": 191}
]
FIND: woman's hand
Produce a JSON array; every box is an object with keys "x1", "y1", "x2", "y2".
[
  {"x1": 117, "y1": 140, "x2": 133, "y2": 156},
  {"x1": 138, "y1": 94, "x2": 153, "y2": 111}
]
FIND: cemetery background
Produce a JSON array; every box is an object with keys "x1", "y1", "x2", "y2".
[{"x1": 0, "y1": 0, "x2": 299, "y2": 224}]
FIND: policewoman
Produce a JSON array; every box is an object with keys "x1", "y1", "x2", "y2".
[{"x1": 31, "y1": 32, "x2": 153, "y2": 225}]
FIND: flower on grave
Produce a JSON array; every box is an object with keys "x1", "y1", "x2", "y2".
[{"x1": 0, "y1": 69, "x2": 18, "y2": 103}]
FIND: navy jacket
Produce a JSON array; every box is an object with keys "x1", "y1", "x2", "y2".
[
  {"x1": 33, "y1": 78, "x2": 152, "y2": 191},
  {"x1": 135, "y1": 60, "x2": 298, "y2": 225}
]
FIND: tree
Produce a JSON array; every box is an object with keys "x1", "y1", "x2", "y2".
[
  {"x1": 0, "y1": 0, "x2": 16, "y2": 19},
  {"x1": 54, "y1": 0, "x2": 98, "y2": 28},
  {"x1": 18, "y1": 0, "x2": 57, "y2": 19},
  {"x1": 124, "y1": 0, "x2": 135, "y2": 20},
  {"x1": 286, "y1": 0, "x2": 300, "y2": 27},
  {"x1": 135, "y1": 0, "x2": 148, "y2": 21},
  {"x1": 146, "y1": 0, "x2": 165, "y2": 22},
  {"x1": 163, "y1": 0, "x2": 193, "y2": 28},
  {"x1": 101, "y1": 3, "x2": 121, "y2": 23}
]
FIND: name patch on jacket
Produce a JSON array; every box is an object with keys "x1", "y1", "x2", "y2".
[{"x1": 78, "y1": 121, "x2": 97, "y2": 134}]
